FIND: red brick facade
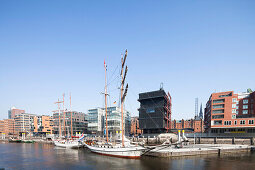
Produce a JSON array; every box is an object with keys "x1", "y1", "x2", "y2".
[
  {"x1": 130, "y1": 117, "x2": 142, "y2": 136},
  {"x1": 205, "y1": 91, "x2": 255, "y2": 133},
  {"x1": 171, "y1": 119, "x2": 204, "y2": 133}
]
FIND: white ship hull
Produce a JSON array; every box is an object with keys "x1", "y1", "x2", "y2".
[
  {"x1": 54, "y1": 140, "x2": 83, "y2": 149},
  {"x1": 85, "y1": 143, "x2": 145, "y2": 158}
]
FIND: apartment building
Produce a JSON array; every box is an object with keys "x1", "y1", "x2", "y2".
[
  {"x1": 52, "y1": 111, "x2": 88, "y2": 136},
  {"x1": 33, "y1": 115, "x2": 54, "y2": 135},
  {"x1": 0, "y1": 119, "x2": 15, "y2": 137},
  {"x1": 14, "y1": 113, "x2": 36, "y2": 135},
  {"x1": 204, "y1": 90, "x2": 255, "y2": 133},
  {"x1": 8, "y1": 107, "x2": 25, "y2": 119}
]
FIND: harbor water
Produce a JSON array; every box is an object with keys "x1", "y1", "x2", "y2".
[{"x1": 1, "y1": 142, "x2": 255, "y2": 170}]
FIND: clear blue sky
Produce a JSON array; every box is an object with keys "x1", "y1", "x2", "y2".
[{"x1": 0, "y1": 0, "x2": 255, "y2": 120}]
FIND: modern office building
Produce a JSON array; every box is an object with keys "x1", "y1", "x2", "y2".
[
  {"x1": 8, "y1": 107, "x2": 25, "y2": 119},
  {"x1": 88, "y1": 106, "x2": 131, "y2": 136},
  {"x1": 52, "y1": 111, "x2": 88, "y2": 136},
  {"x1": 14, "y1": 113, "x2": 36, "y2": 135},
  {"x1": 130, "y1": 117, "x2": 143, "y2": 136},
  {"x1": 105, "y1": 106, "x2": 131, "y2": 136},
  {"x1": 87, "y1": 108, "x2": 105, "y2": 135},
  {"x1": 204, "y1": 89, "x2": 255, "y2": 133},
  {"x1": 33, "y1": 115, "x2": 54, "y2": 135},
  {"x1": 138, "y1": 88, "x2": 172, "y2": 134}
]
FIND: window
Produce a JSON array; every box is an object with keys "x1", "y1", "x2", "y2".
[
  {"x1": 243, "y1": 110, "x2": 248, "y2": 114},
  {"x1": 236, "y1": 110, "x2": 239, "y2": 114},
  {"x1": 243, "y1": 105, "x2": 248, "y2": 109},
  {"x1": 249, "y1": 120, "x2": 254, "y2": 125},
  {"x1": 232, "y1": 98, "x2": 237, "y2": 103},
  {"x1": 146, "y1": 108, "x2": 155, "y2": 113},
  {"x1": 212, "y1": 115, "x2": 224, "y2": 119},
  {"x1": 234, "y1": 120, "x2": 237, "y2": 125},
  {"x1": 236, "y1": 105, "x2": 239, "y2": 109},
  {"x1": 232, "y1": 114, "x2": 236, "y2": 119},
  {"x1": 232, "y1": 109, "x2": 236, "y2": 113},
  {"x1": 224, "y1": 121, "x2": 232, "y2": 125},
  {"x1": 243, "y1": 99, "x2": 249, "y2": 104},
  {"x1": 232, "y1": 104, "x2": 236, "y2": 108},
  {"x1": 219, "y1": 92, "x2": 232, "y2": 98},
  {"x1": 212, "y1": 109, "x2": 224, "y2": 114},
  {"x1": 214, "y1": 120, "x2": 222, "y2": 125},
  {"x1": 213, "y1": 104, "x2": 224, "y2": 109},
  {"x1": 240, "y1": 120, "x2": 245, "y2": 125},
  {"x1": 213, "y1": 99, "x2": 225, "y2": 104}
]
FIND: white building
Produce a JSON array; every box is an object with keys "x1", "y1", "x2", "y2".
[
  {"x1": 87, "y1": 107, "x2": 131, "y2": 136},
  {"x1": 87, "y1": 108, "x2": 105, "y2": 135}
]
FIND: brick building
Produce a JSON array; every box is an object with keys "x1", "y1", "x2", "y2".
[
  {"x1": 204, "y1": 90, "x2": 255, "y2": 133},
  {"x1": 130, "y1": 117, "x2": 142, "y2": 136},
  {"x1": 0, "y1": 119, "x2": 15, "y2": 137},
  {"x1": 171, "y1": 118, "x2": 204, "y2": 133},
  {"x1": 8, "y1": 107, "x2": 25, "y2": 119}
]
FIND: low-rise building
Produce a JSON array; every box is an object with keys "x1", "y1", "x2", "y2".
[
  {"x1": 171, "y1": 118, "x2": 204, "y2": 133},
  {"x1": 204, "y1": 89, "x2": 255, "y2": 134}
]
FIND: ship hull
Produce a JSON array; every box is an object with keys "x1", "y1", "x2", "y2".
[
  {"x1": 85, "y1": 144, "x2": 145, "y2": 159},
  {"x1": 54, "y1": 141, "x2": 83, "y2": 149}
]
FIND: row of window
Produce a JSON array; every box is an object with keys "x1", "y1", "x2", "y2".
[
  {"x1": 213, "y1": 98, "x2": 249, "y2": 104},
  {"x1": 224, "y1": 120, "x2": 254, "y2": 125},
  {"x1": 214, "y1": 120, "x2": 255, "y2": 125}
]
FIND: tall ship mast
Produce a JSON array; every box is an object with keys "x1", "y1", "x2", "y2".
[{"x1": 84, "y1": 50, "x2": 146, "y2": 158}]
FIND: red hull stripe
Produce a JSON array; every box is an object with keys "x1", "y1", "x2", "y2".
[{"x1": 91, "y1": 151, "x2": 141, "y2": 159}]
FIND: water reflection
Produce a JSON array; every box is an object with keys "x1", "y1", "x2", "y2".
[{"x1": 0, "y1": 143, "x2": 255, "y2": 170}]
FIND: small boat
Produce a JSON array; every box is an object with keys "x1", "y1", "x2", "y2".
[
  {"x1": 54, "y1": 134, "x2": 85, "y2": 149},
  {"x1": 8, "y1": 139, "x2": 22, "y2": 143},
  {"x1": 22, "y1": 140, "x2": 35, "y2": 143}
]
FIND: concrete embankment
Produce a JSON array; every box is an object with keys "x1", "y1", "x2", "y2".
[{"x1": 144, "y1": 144, "x2": 251, "y2": 158}]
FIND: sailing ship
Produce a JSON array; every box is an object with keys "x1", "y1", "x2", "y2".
[
  {"x1": 54, "y1": 134, "x2": 85, "y2": 148},
  {"x1": 53, "y1": 94, "x2": 84, "y2": 148},
  {"x1": 85, "y1": 50, "x2": 146, "y2": 158}
]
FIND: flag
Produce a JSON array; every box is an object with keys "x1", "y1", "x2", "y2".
[{"x1": 104, "y1": 59, "x2": 107, "y2": 70}]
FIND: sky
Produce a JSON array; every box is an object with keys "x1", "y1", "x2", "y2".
[{"x1": 0, "y1": 0, "x2": 255, "y2": 120}]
